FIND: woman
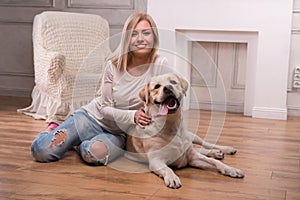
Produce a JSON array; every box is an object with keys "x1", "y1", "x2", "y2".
[{"x1": 31, "y1": 12, "x2": 171, "y2": 165}]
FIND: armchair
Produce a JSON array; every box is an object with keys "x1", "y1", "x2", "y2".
[{"x1": 18, "y1": 11, "x2": 111, "y2": 123}]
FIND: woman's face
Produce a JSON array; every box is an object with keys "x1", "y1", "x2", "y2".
[{"x1": 129, "y1": 20, "x2": 154, "y2": 57}]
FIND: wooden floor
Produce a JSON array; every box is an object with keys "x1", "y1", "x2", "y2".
[{"x1": 1, "y1": 96, "x2": 300, "y2": 200}]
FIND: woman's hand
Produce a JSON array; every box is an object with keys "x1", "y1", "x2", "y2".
[{"x1": 134, "y1": 107, "x2": 151, "y2": 128}]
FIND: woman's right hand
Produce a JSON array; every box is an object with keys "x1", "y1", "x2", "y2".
[{"x1": 134, "y1": 107, "x2": 151, "y2": 128}]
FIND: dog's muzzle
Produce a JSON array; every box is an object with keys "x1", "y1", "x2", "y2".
[{"x1": 156, "y1": 96, "x2": 180, "y2": 116}]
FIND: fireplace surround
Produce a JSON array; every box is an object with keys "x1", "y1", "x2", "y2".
[{"x1": 148, "y1": 0, "x2": 293, "y2": 120}]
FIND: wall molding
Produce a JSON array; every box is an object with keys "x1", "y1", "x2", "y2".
[
  {"x1": 0, "y1": 0, "x2": 54, "y2": 8},
  {"x1": 0, "y1": 72, "x2": 33, "y2": 77},
  {"x1": 231, "y1": 43, "x2": 246, "y2": 89},
  {"x1": 287, "y1": 105, "x2": 300, "y2": 116},
  {"x1": 67, "y1": 0, "x2": 134, "y2": 9},
  {"x1": 0, "y1": 20, "x2": 32, "y2": 25},
  {"x1": 292, "y1": 30, "x2": 300, "y2": 34}
]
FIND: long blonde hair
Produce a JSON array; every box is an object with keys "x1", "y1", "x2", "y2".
[{"x1": 108, "y1": 12, "x2": 159, "y2": 71}]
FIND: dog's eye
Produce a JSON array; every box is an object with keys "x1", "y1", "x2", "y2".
[
  {"x1": 170, "y1": 80, "x2": 177, "y2": 85},
  {"x1": 154, "y1": 84, "x2": 161, "y2": 89}
]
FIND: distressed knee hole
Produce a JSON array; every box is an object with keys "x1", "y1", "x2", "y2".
[
  {"x1": 90, "y1": 141, "x2": 108, "y2": 161},
  {"x1": 49, "y1": 130, "x2": 67, "y2": 150}
]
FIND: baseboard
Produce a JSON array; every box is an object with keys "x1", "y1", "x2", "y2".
[
  {"x1": 190, "y1": 101, "x2": 296, "y2": 119},
  {"x1": 252, "y1": 107, "x2": 287, "y2": 120},
  {"x1": 0, "y1": 88, "x2": 32, "y2": 97},
  {"x1": 287, "y1": 105, "x2": 300, "y2": 116}
]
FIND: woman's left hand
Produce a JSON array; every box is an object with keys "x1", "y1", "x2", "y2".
[{"x1": 134, "y1": 107, "x2": 151, "y2": 128}]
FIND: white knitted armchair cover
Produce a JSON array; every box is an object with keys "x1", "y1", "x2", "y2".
[{"x1": 18, "y1": 11, "x2": 111, "y2": 123}]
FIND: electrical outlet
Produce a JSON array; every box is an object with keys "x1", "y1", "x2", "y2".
[
  {"x1": 294, "y1": 73, "x2": 300, "y2": 81},
  {"x1": 293, "y1": 81, "x2": 300, "y2": 88}
]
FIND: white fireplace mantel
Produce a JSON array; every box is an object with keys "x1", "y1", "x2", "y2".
[
  {"x1": 174, "y1": 29, "x2": 258, "y2": 117},
  {"x1": 148, "y1": 0, "x2": 293, "y2": 120}
]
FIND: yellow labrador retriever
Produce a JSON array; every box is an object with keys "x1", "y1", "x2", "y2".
[{"x1": 126, "y1": 73, "x2": 244, "y2": 189}]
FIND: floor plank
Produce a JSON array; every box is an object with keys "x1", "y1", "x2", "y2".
[{"x1": 0, "y1": 96, "x2": 300, "y2": 200}]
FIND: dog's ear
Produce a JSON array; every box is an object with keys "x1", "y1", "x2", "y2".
[
  {"x1": 177, "y1": 75, "x2": 189, "y2": 96},
  {"x1": 139, "y1": 83, "x2": 150, "y2": 103}
]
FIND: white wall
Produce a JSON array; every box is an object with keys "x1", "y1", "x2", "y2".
[{"x1": 148, "y1": 0, "x2": 293, "y2": 120}]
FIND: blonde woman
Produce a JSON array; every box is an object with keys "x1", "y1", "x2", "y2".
[{"x1": 31, "y1": 12, "x2": 171, "y2": 165}]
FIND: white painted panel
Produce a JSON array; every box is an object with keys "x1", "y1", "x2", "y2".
[
  {"x1": 232, "y1": 43, "x2": 247, "y2": 89},
  {"x1": 190, "y1": 41, "x2": 246, "y2": 113},
  {"x1": 0, "y1": 24, "x2": 33, "y2": 74},
  {"x1": 292, "y1": 13, "x2": 300, "y2": 30},
  {"x1": 218, "y1": 42, "x2": 245, "y2": 106},
  {"x1": 294, "y1": 0, "x2": 300, "y2": 10},
  {"x1": 191, "y1": 41, "x2": 218, "y2": 87}
]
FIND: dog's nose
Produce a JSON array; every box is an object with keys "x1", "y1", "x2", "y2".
[{"x1": 163, "y1": 85, "x2": 173, "y2": 94}]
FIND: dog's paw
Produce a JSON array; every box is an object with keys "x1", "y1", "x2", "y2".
[
  {"x1": 220, "y1": 146, "x2": 237, "y2": 155},
  {"x1": 220, "y1": 166, "x2": 244, "y2": 178},
  {"x1": 163, "y1": 173, "x2": 182, "y2": 189},
  {"x1": 209, "y1": 150, "x2": 224, "y2": 160}
]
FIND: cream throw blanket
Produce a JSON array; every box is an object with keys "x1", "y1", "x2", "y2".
[{"x1": 18, "y1": 11, "x2": 111, "y2": 124}]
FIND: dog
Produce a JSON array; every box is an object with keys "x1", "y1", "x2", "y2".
[{"x1": 126, "y1": 73, "x2": 244, "y2": 189}]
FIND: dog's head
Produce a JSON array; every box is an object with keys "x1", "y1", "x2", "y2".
[{"x1": 139, "y1": 73, "x2": 188, "y2": 116}]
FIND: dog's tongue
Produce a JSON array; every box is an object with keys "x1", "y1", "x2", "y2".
[
  {"x1": 157, "y1": 97, "x2": 177, "y2": 116},
  {"x1": 157, "y1": 104, "x2": 168, "y2": 116}
]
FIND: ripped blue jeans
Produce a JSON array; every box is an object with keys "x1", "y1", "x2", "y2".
[{"x1": 31, "y1": 108, "x2": 125, "y2": 165}]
